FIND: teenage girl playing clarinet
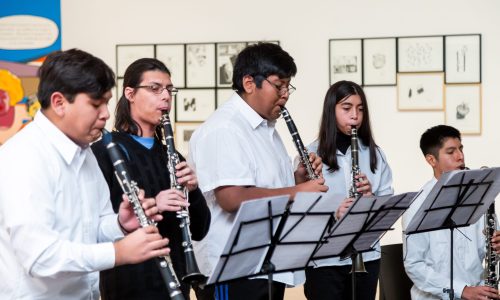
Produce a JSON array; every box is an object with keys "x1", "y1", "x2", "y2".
[{"x1": 304, "y1": 81, "x2": 394, "y2": 300}]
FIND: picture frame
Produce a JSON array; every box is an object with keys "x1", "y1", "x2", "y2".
[
  {"x1": 397, "y1": 72, "x2": 444, "y2": 111},
  {"x1": 216, "y1": 42, "x2": 246, "y2": 87},
  {"x1": 156, "y1": 44, "x2": 186, "y2": 88},
  {"x1": 445, "y1": 34, "x2": 481, "y2": 84},
  {"x1": 186, "y1": 43, "x2": 215, "y2": 87},
  {"x1": 174, "y1": 122, "x2": 202, "y2": 157},
  {"x1": 363, "y1": 38, "x2": 396, "y2": 86},
  {"x1": 444, "y1": 84, "x2": 481, "y2": 135},
  {"x1": 329, "y1": 39, "x2": 362, "y2": 85},
  {"x1": 116, "y1": 45, "x2": 155, "y2": 77},
  {"x1": 398, "y1": 36, "x2": 444, "y2": 72},
  {"x1": 175, "y1": 89, "x2": 215, "y2": 122},
  {"x1": 216, "y1": 88, "x2": 234, "y2": 107}
]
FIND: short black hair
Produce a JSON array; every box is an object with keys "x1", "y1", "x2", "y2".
[
  {"x1": 37, "y1": 48, "x2": 115, "y2": 109},
  {"x1": 419, "y1": 125, "x2": 461, "y2": 158},
  {"x1": 232, "y1": 42, "x2": 297, "y2": 93}
]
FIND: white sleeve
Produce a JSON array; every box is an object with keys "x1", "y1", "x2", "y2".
[
  {"x1": 375, "y1": 148, "x2": 394, "y2": 196},
  {"x1": 0, "y1": 154, "x2": 116, "y2": 278},
  {"x1": 190, "y1": 127, "x2": 257, "y2": 193}
]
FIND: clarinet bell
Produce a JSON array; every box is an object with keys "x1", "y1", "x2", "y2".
[
  {"x1": 350, "y1": 253, "x2": 367, "y2": 274},
  {"x1": 181, "y1": 252, "x2": 207, "y2": 285}
]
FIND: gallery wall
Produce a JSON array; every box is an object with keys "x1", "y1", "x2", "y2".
[{"x1": 60, "y1": 0, "x2": 500, "y2": 244}]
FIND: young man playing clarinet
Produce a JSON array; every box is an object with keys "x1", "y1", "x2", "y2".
[
  {"x1": 403, "y1": 125, "x2": 500, "y2": 300},
  {"x1": 189, "y1": 42, "x2": 328, "y2": 300}
]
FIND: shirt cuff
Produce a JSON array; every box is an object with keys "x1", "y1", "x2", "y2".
[
  {"x1": 86, "y1": 242, "x2": 116, "y2": 271},
  {"x1": 455, "y1": 281, "x2": 468, "y2": 299}
]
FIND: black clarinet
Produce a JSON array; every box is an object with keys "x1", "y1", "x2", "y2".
[
  {"x1": 280, "y1": 106, "x2": 319, "y2": 180},
  {"x1": 101, "y1": 129, "x2": 185, "y2": 300},
  {"x1": 159, "y1": 112, "x2": 206, "y2": 284}
]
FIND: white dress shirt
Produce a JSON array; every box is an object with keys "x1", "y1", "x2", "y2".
[
  {"x1": 189, "y1": 92, "x2": 301, "y2": 286},
  {"x1": 306, "y1": 139, "x2": 394, "y2": 267},
  {"x1": 402, "y1": 178, "x2": 486, "y2": 300},
  {"x1": 0, "y1": 111, "x2": 123, "y2": 300}
]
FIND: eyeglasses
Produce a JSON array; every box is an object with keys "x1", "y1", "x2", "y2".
[
  {"x1": 135, "y1": 84, "x2": 178, "y2": 96},
  {"x1": 263, "y1": 78, "x2": 296, "y2": 96}
]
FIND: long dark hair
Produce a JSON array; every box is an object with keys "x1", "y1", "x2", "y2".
[
  {"x1": 114, "y1": 58, "x2": 171, "y2": 137},
  {"x1": 317, "y1": 80, "x2": 378, "y2": 173}
]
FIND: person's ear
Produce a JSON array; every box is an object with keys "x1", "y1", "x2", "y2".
[
  {"x1": 242, "y1": 75, "x2": 255, "y2": 94},
  {"x1": 425, "y1": 153, "x2": 438, "y2": 168},
  {"x1": 50, "y1": 92, "x2": 67, "y2": 117},
  {"x1": 124, "y1": 87, "x2": 135, "y2": 102}
]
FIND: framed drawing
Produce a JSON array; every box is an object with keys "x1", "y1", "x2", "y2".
[
  {"x1": 175, "y1": 89, "x2": 215, "y2": 122},
  {"x1": 397, "y1": 72, "x2": 444, "y2": 111},
  {"x1": 116, "y1": 45, "x2": 155, "y2": 77},
  {"x1": 398, "y1": 36, "x2": 444, "y2": 72},
  {"x1": 217, "y1": 42, "x2": 246, "y2": 87},
  {"x1": 174, "y1": 122, "x2": 202, "y2": 157},
  {"x1": 216, "y1": 88, "x2": 234, "y2": 107},
  {"x1": 445, "y1": 34, "x2": 481, "y2": 83},
  {"x1": 186, "y1": 43, "x2": 215, "y2": 87},
  {"x1": 156, "y1": 44, "x2": 186, "y2": 88},
  {"x1": 329, "y1": 39, "x2": 362, "y2": 85},
  {"x1": 445, "y1": 84, "x2": 481, "y2": 135},
  {"x1": 363, "y1": 38, "x2": 396, "y2": 86}
]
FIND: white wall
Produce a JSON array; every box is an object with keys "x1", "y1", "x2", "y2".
[{"x1": 61, "y1": 0, "x2": 500, "y2": 244}]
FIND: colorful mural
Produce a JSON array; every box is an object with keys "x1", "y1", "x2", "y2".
[{"x1": 0, "y1": 0, "x2": 60, "y2": 144}]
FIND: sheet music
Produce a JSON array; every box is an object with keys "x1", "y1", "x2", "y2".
[
  {"x1": 312, "y1": 193, "x2": 416, "y2": 260},
  {"x1": 207, "y1": 195, "x2": 289, "y2": 284},
  {"x1": 406, "y1": 167, "x2": 500, "y2": 234}
]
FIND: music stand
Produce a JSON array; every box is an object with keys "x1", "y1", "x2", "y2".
[
  {"x1": 310, "y1": 192, "x2": 417, "y2": 300},
  {"x1": 206, "y1": 192, "x2": 336, "y2": 300},
  {"x1": 405, "y1": 167, "x2": 500, "y2": 300},
  {"x1": 207, "y1": 192, "x2": 415, "y2": 300}
]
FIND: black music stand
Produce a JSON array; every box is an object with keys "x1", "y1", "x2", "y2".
[
  {"x1": 405, "y1": 167, "x2": 500, "y2": 300},
  {"x1": 310, "y1": 192, "x2": 417, "y2": 300},
  {"x1": 207, "y1": 192, "x2": 416, "y2": 300},
  {"x1": 206, "y1": 192, "x2": 336, "y2": 300}
]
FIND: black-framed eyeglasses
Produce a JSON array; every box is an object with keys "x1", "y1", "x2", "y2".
[
  {"x1": 135, "y1": 84, "x2": 178, "y2": 96},
  {"x1": 263, "y1": 78, "x2": 296, "y2": 96}
]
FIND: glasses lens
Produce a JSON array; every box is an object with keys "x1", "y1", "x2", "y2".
[{"x1": 169, "y1": 88, "x2": 178, "y2": 96}]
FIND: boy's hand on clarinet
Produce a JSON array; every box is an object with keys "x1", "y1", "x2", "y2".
[{"x1": 114, "y1": 226, "x2": 170, "y2": 266}]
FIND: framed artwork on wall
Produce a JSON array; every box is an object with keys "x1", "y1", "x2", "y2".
[
  {"x1": 116, "y1": 45, "x2": 155, "y2": 77},
  {"x1": 186, "y1": 43, "x2": 215, "y2": 87},
  {"x1": 216, "y1": 42, "x2": 246, "y2": 87},
  {"x1": 363, "y1": 38, "x2": 397, "y2": 86},
  {"x1": 397, "y1": 72, "x2": 444, "y2": 111},
  {"x1": 174, "y1": 122, "x2": 202, "y2": 157},
  {"x1": 329, "y1": 39, "x2": 362, "y2": 85},
  {"x1": 175, "y1": 89, "x2": 215, "y2": 122},
  {"x1": 444, "y1": 84, "x2": 481, "y2": 135},
  {"x1": 445, "y1": 34, "x2": 481, "y2": 84},
  {"x1": 156, "y1": 44, "x2": 186, "y2": 88},
  {"x1": 398, "y1": 36, "x2": 444, "y2": 72}
]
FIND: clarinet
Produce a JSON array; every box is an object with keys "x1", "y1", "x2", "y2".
[
  {"x1": 101, "y1": 129, "x2": 185, "y2": 300},
  {"x1": 280, "y1": 106, "x2": 319, "y2": 180},
  {"x1": 483, "y1": 167, "x2": 498, "y2": 289},
  {"x1": 348, "y1": 125, "x2": 367, "y2": 273},
  {"x1": 159, "y1": 112, "x2": 206, "y2": 284}
]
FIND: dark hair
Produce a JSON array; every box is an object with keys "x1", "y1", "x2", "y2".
[
  {"x1": 232, "y1": 42, "x2": 297, "y2": 93},
  {"x1": 317, "y1": 80, "x2": 378, "y2": 173},
  {"x1": 37, "y1": 48, "x2": 115, "y2": 109},
  {"x1": 114, "y1": 58, "x2": 171, "y2": 136},
  {"x1": 419, "y1": 125, "x2": 461, "y2": 158}
]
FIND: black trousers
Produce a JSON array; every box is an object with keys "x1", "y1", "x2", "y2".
[
  {"x1": 304, "y1": 259, "x2": 380, "y2": 300},
  {"x1": 194, "y1": 278, "x2": 285, "y2": 300}
]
